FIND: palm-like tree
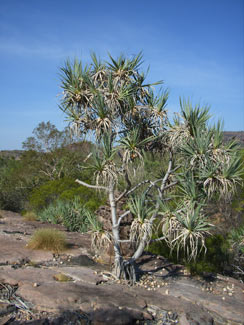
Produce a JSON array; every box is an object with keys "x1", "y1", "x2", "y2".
[{"x1": 59, "y1": 52, "x2": 243, "y2": 283}]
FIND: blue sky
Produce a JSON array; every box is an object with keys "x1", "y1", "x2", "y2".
[{"x1": 0, "y1": 0, "x2": 243, "y2": 150}]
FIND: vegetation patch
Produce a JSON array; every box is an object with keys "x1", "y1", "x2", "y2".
[
  {"x1": 148, "y1": 233, "x2": 232, "y2": 276},
  {"x1": 23, "y1": 211, "x2": 39, "y2": 221},
  {"x1": 27, "y1": 260, "x2": 40, "y2": 268},
  {"x1": 53, "y1": 273, "x2": 73, "y2": 282},
  {"x1": 29, "y1": 178, "x2": 105, "y2": 212},
  {"x1": 27, "y1": 228, "x2": 67, "y2": 252},
  {"x1": 37, "y1": 198, "x2": 101, "y2": 233}
]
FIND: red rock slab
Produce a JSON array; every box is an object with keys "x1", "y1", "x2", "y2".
[
  {"x1": 49, "y1": 266, "x2": 102, "y2": 285},
  {"x1": 0, "y1": 237, "x2": 53, "y2": 265},
  {"x1": 168, "y1": 277, "x2": 244, "y2": 324}
]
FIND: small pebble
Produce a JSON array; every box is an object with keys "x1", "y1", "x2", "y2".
[{"x1": 222, "y1": 297, "x2": 225, "y2": 300}]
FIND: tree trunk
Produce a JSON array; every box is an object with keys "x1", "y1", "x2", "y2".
[
  {"x1": 108, "y1": 182, "x2": 137, "y2": 283},
  {"x1": 114, "y1": 256, "x2": 137, "y2": 284}
]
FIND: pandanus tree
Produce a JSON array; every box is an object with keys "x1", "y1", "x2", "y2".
[{"x1": 59, "y1": 52, "x2": 243, "y2": 283}]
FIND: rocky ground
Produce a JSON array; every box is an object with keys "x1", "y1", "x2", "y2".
[{"x1": 0, "y1": 210, "x2": 243, "y2": 325}]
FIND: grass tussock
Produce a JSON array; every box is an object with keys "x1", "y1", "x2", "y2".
[
  {"x1": 53, "y1": 273, "x2": 73, "y2": 282},
  {"x1": 27, "y1": 228, "x2": 67, "y2": 253},
  {"x1": 23, "y1": 211, "x2": 39, "y2": 221}
]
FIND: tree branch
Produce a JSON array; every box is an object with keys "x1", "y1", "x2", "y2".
[
  {"x1": 163, "y1": 181, "x2": 178, "y2": 191},
  {"x1": 160, "y1": 150, "x2": 173, "y2": 194},
  {"x1": 148, "y1": 149, "x2": 174, "y2": 225},
  {"x1": 113, "y1": 210, "x2": 131, "y2": 229},
  {"x1": 126, "y1": 179, "x2": 151, "y2": 196},
  {"x1": 117, "y1": 239, "x2": 132, "y2": 243},
  {"x1": 115, "y1": 168, "x2": 131, "y2": 202},
  {"x1": 115, "y1": 189, "x2": 127, "y2": 203},
  {"x1": 150, "y1": 236, "x2": 166, "y2": 243},
  {"x1": 144, "y1": 179, "x2": 164, "y2": 196},
  {"x1": 116, "y1": 179, "x2": 152, "y2": 203},
  {"x1": 75, "y1": 179, "x2": 108, "y2": 191}
]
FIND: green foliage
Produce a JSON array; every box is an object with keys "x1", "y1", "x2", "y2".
[
  {"x1": 22, "y1": 121, "x2": 79, "y2": 152},
  {"x1": 147, "y1": 237, "x2": 178, "y2": 263},
  {"x1": 37, "y1": 200, "x2": 65, "y2": 224},
  {"x1": 228, "y1": 225, "x2": 244, "y2": 279},
  {"x1": 128, "y1": 194, "x2": 154, "y2": 223},
  {"x1": 229, "y1": 225, "x2": 244, "y2": 254},
  {"x1": 148, "y1": 234, "x2": 230, "y2": 275},
  {"x1": 187, "y1": 235, "x2": 230, "y2": 274},
  {"x1": 232, "y1": 149, "x2": 244, "y2": 213},
  {"x1": 54, "y1": 51, "x2": 244, "y2": 276},
  {"x1": 38, "y1": 198, "x2": 102, "y2": 233},
  {"x1": 0, "y1": 155, "x2": 38, "y2": 212},
  {"x1": 29, "y1": 178, "x2": 105, "y2": 211}
]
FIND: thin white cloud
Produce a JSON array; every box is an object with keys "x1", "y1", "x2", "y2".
[{"x1": 0, "y1": 39, "x2": 72, "y2": 59}]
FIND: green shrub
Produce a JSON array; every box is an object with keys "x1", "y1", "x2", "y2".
[
  {"x1": 229, "y1": 225, "x2": 244, "y2": 254},
  {"x1": 29, "y1": 178, "x2": 105, "y2": 211},
  {"x1": 228, "y1": 225, "x2": 244, "y2": 279},
  {"x1": 38, "y1": 200, "x2": 68, "y2": 225},
  {"x1": 38, "y1": 198, "x2": 92, "y2": 233},
  {"x1": 186, "y1": 235, "x2": 230, "y2": 275},
  {"x1": 148, "y1": 234, "x2": 231, "y2": 275},
  {"x1": 0, "y1": 153, "x2": 43, "y2": 212}
]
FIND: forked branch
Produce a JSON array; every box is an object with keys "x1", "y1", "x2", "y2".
[{"x1": 75, "y1": 179, "x2": 108, "y2": 191}]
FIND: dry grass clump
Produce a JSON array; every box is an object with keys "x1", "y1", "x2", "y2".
[
  {"x1": 23, "y1": 211, "x2": 39, "y2": 221},
  {"x1": 53, "y1": 273, "x2": 73, "y2": 282},
  {"x1": 27, "y1": 228, "x2": 67, "y2": 252}
]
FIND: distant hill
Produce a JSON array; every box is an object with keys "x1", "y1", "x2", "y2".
[
  {"x1": 0, "y1": 132, "x2": 243, "y2": 159},
  {"x1": 223, "y1": 131, "x2": 244, "y2": 147},
  {"x1": 0, "y1": 150, "x2": 24, "y2": 160}
]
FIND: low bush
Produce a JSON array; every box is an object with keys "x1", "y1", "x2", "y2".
[
  {"x1": 38, "y1": 198, "x2": 98, "y2": 233},
  {"x1": 148, "y1": 233, "x2": 231, "y2": 275},
  {"x1": 186, "y1": 234, "x2": 230, "y2": 275},
  {"x1": 37, "y1": 200, "x2": 67, "y2": 225},
  {"x1": 228, "y1": 225, "x2": 244, "y2": 279},
  {"x1": 27, "y1": 228, "x2": 67, "y2": 252},
  {"x1": 29, "y1": 178, "x2": 106, "y2": 212}
]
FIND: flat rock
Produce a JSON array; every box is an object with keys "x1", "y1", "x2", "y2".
[
  {"x1": 0, "y1": 237, "x2": 53, "y2": 265},
  {"x1": 50, "y1": 266, "x2": 102, "y2": 285},
  {"x1": 0, "y1": 210, "x2": 244, "y2": 324},
  {"x1": 168, "y1": 276, "x2": 244, "y2": 324}
]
